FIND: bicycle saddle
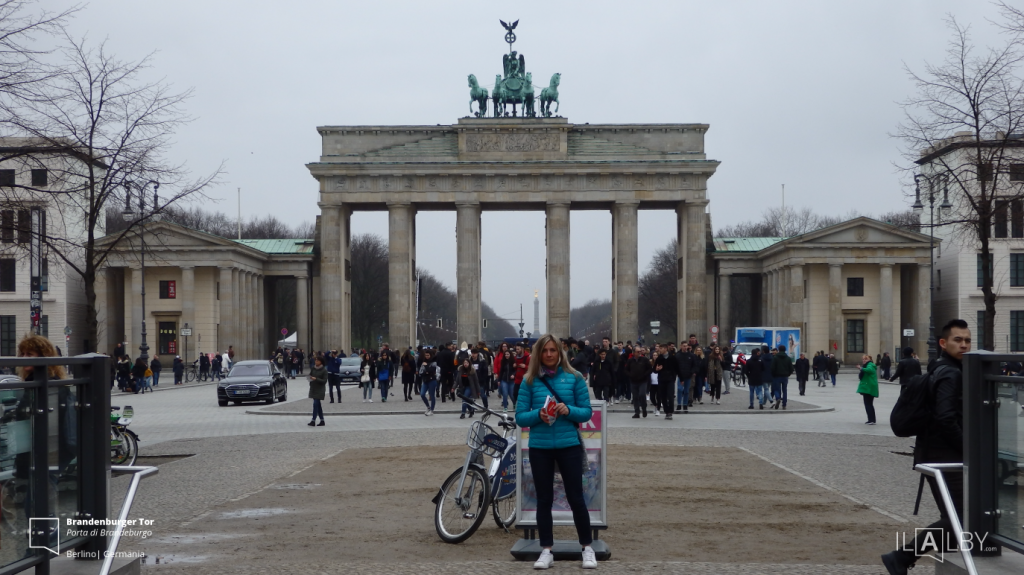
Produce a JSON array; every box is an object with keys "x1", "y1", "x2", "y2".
[{"x1": 110, "y1": 406, "x2": 120, "y2": 411}]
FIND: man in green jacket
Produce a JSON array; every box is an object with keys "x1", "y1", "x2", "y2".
[{"x1": 769, "y1": 344, "x2": 795, "y2": 410}]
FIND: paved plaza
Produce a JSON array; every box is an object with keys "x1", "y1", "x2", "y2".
[{"x1": 109, "y1": 374, "x2": 936, "y2": 573}]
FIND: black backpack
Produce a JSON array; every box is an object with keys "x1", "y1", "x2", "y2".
[{"x1": 889, "y1": 365, "x2": 951, "y2": 437}]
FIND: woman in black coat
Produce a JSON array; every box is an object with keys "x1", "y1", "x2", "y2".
[{"x1": 172, "y1": 356, "x2": 184, "y2": 385}]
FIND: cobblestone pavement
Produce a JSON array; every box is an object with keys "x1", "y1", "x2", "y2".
[{"x1": 108, "y1": 373, "x2": 927, "y2": 571}]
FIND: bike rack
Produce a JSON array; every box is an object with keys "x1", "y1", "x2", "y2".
[
  {"x1": 100, "y1": 465, "x2": 159, "y2": 575},
  {"x1": 913, "y1": 463, "x2": 978, "y2": 575}
]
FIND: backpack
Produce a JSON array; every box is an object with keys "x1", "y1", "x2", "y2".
[
  {"x1": 423, "y1": 363, "x2": 437, "y2": 380},
  {"x1": 889, "y1": 365, "x2": 952, "y2": 437}
]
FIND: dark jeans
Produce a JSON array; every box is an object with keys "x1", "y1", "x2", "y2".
[
  {"x1": 421, "y1": 379, "x2": 437, "y2": 410},
  {"x1": 895, "y1": 470, "x2": 964, "y2": 560},
  {"x1": 529, "y1": 446, "x2": 593, "y2": 548},
  {"x1": 677, "y1": 377, "x2": 690, "y2": 408},
  {"x1": 631, "y1": 382, "x2": 647, "y2": 414},
  {"x1": 440, "y1": 373, "x2": 454, "y2": 401},
  {"x1": 379, "y1": 379, "x2": 390, "y2": 401},
  {"x1": 709, "y1": 377, "x2": 721, "y2": 401},
  {"x1": 771, "y1": 377, "x2": 789, "y2": 406},
  {"x1": 152, "y1": 371, "x2": 160, "y2": 386},
  {"x1": 797, "y1": 377, "x2": 806, "y2": 395},
  {"x1": 657, "y1": 382, "x2": 674, "y2": 415},
  {"x1": 650, "y1": 384, "x2": 659, "y2": 409},
  {"x1": 311, "y1": 398, "x2": 324, "y2": 421},
  {"x1": 862, "y1": 393, "x2": 876, "y2": 423}
]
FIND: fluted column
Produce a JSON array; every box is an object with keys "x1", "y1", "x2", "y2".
[
  {"x1": 296, "y1": 274, "x2": 309, "y2": 352},
  {"x1": 181, "y1": 266, "x2": 195, "y2": 341},
  {"x1": 249, "y1": 272, "x2": 258, "y2": 357},
  {"x1": 219, "y1": 266, "x2": 234, "y2": 355},
  {"x1": 769, "y1": 270, "x2": 778, "y2": 325},
  {"x1": 719, "y1": 273, "x2": 731, "y2": 345},
  {"x1": 685, "y1": 202, "x2": 707, "y2": 339},
  {"x1": 546, "y1": 202, "x2": 570, "y2": 339},
  {"x1": 457, "y1": 202, "x2": 483, "y2": 344},
  {"x1": 257, "y1": 275, "x2": 265, "y2": 358},
  {"x1": 612, "y1": 201, "x2": 639, "y2": 342},
  {"x1": 241, "y1": 271, "x2": 251, "y2": 359},
  {"x1": 789, "y1": 265, "x2": 804, "y2": 334},
  {"x1": 230, "y1": 268, "x2": 240, "y2": 356},
  {"x1": 319, "y1": 204, "x2": 342, "y2": 350},
  {"x1": 760, "y1": 273, "x2": 768, "y2": 325},
  {"x1": 829, "y1": 263, "x2": 843, "y2": 354},
  {"x1": 388, "y1": 203, "x2": 415, "y2": 350},
  {"x1": 130, "y1": 266, "x2": 142, "y2": 356},
  {"x1": 676, "y1": 203, "x2": 687, "y2": 341},
  {"x1": 879, "y1": 264, "x2": 893, "y2": 357}
]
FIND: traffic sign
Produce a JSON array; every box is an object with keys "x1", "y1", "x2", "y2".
[
  {"x1": 63, "y1": 326, "x2": 72, "y2": 336},
  {"x1": 710, "y1": 325, "x2": 719, "y2": 334},
  {"x1": 650, "y1": 321, "x2": 661, "y2": 328},
  {"x1": 180, "y1": 328, "x2": 193, "y2": 336},
  {"x1": 902, "y1": 329, "x2": 915, "y2": 337},
  {"x1": 651, "y1": 329, "x2": 660, "y2": 335},
  {"x1": 281, "y1": 328, "x2": 288, "y2": 336}
]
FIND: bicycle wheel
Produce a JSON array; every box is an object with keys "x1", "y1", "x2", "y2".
[
  {"x1": 434, "y1": 466, "x2": 490, "y2": 544},
  {"x1": 185, "y1": 369, "x2": 196, "y2": 383},
  {"x1": 492, "y1": 490, "x2": 517, "y2": 529},
  {"x1": 110, "y1": 429, "x2": 137, "y2": 466}
]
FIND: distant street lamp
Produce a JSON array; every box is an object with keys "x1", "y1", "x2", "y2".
[
  {"x1": 913, "y1": 173, "x2": 951, "y2": 362},
  {"x1": 122, "y1": 180, "x2": 160, "y2": 363}
]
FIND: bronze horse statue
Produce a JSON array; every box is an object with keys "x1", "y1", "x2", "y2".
[
  {"x1": 468, "y1": 74, "x2": 488, "y2": 117},
  {"x1": 539, "y1": 73, "x2": 560, "y2": 117}
]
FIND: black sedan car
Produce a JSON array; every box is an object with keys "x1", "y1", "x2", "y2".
[{"x1": 217, "y1": 360, "x2": 288, "y2": 406}]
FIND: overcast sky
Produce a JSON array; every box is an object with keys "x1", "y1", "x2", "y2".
[{"x1": 58, "y1": 0, "x2": 1008, "y2": 332}]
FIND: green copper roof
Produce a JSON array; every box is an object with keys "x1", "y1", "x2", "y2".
[
  {"x1": 713, "y1": 237, "x2": 784, "y2": 252},
  {"x1": 234, "y1": 239, "x2": 315, "y2": 255},
  {"x1": 363, "y1": 134, "x2": 459, "y2": 157}
]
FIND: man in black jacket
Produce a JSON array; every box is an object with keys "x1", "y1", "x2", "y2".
[
  {"x1": 654, "y1": 344, "x2": 677, "y2": 420},
  {"x1": 627, "y1": 347, "x2": 653, "y2": 418},
  {"x1": 794, "y1": 352, "x2": 810, "y2": 396},
  {"x1": 675, "y1": 342, "x2": 697, "y2": 413},
  {"x1": 888, "y1": 347, "x2": 922, "y2": 386},
  {"x1": 813, "y1": 351, "x2": 828, "y2": 387},
  {"x1": 879, "y1": 351, "x2": 892, "y2": 380},
  {"x1": 881, "y1": 320, "x2": 970, "y2": 575},
  {"x1": 744, "y1": 348, "x2": 764, "y2": 409},
  {"x1": 436, "y1": 343, "x2": 456, "y2": 403},
  {"x1": 591, "y1": 350, "x2": 615, "y2": 402}
]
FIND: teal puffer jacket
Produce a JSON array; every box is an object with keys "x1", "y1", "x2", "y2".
[{"x1": 515, "y1": 367, "x2": 593, "y2": 450}]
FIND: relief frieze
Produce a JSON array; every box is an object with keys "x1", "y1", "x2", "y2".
[{"x1": 464, "y1": 133, "x2": 559, "y2": 153}]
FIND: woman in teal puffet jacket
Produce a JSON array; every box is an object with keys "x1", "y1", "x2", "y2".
[{"x1": 516, "y1": 334, "x2": 597, "y2": 570}]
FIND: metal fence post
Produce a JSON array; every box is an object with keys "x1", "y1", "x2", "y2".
[
  {"x1": 77, "y1": 354, "x2": 111, "y2": 556},
  {"x1": 962, "y1": 351, "x2": 1000, "y2": 556}
]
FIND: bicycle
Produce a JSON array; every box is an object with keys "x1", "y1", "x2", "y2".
[
  {"x1": 185, "y1": 360, "x2": 199, "y2": 383},
  {"x1": 110, "y1": 405, "x2": 138, "y2": 466},
  {"x1": 432, "y1": 393, "x2": 518, "y2": 544}
]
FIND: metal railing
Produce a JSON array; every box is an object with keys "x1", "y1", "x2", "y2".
[
  {"x1": 915, "y1": 463, "x2": 978, "y2": 575},
  {"x1": 0, "y1": 354, "x2": 111, "y2": 575},
  {"x1": 99, "y1": 466, "x2": 158, "y2": 575}
]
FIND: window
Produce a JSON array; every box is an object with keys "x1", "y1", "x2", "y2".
[
  {"x1": 846, "y1": 319, "x2": 865, "y2": 353},
  {"x1": 158, "y1": 322, "x2": 177, "y2": 355},
  {"x1": 40, "y1": 315, "x2": 48, "y2": 338},
  {"x1": 0, "y1": 316, "x2": 15, "y2": 356},
  {"x1": 30, "y1": 169, "x2": 46, "y2": 187},
  {"x1": 159, "y1": 280, "x2": 176, "y2": 299},
  {"x1": 977, "y1": 310, "x2": 986, "y2": 352},
  {"x1": 40, "y1": 258, "x2": 47, "y2": 292},
  {"x1": 1014, "y1": 200, "x2": 1024, "y2": 238},
  {"x1": 996, "y1": 200, "x2": 1009, "y2": 238},
  {"x1": 1012, "y1": 164, "x2": 1024, "y2": 181},
  {"x1": 1013, "y1": 311, "x2": 1024, "y2": 351},
  {"x1": 0, "y1": 170, "x2": 14, "y2": 187},
  {"x1": 978, "y1": 253, "x2": 994, "y2": 287},
  {"x1": 16, "y1": 209, "x2": 29, "y2": 243},
  {"x1": 938, "y1": 269, "x2": 942, "y2": 291},
  {"x1": 0, "y1": 210, "x2": 11, "y2": 243},
  {"x1": 979, "y1": 162, "x2": 995, "y2": 181},
  {"x1": 0, "y1": 259, "x2": 14, "y2": 292},
  {"x1": 847, "y1": 277, "x2": 864, "y2": 297}
]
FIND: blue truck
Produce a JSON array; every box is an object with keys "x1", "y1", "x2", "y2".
[{"x1": 733, "y1": 326, "x2": 802, "y2": 361}]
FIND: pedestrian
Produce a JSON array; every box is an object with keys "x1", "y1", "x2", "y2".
[
  {"x1": 222, "y1": 349, "x2": 231, "y2": 373},
  {"x1": 472, "y1": 350, "x2": 490, "y2": 407},
  {"x1": 745, "y1": 348, "x2": 764, "y2": 409},
  {"x1": 675, "y1": 342, "x2": 696, "y2": 413},
  {"x1": 813, "y1": 351, "x2": 829, "y2": 387},
  {"x1": 418, "y1": 349, "x2": 439, "y2": 416},
  {"x1": 458, "y1": 358, "x2": 480, "y2": 418},
  {"x1": 227, "y1": 345, "x2": 235, "y2": 368},
  {"x1": 199, "y1": 352, "x2": 210, "y2": 381},
  {"x1": 770, "y1": 344, "x2": 794, "y2": 410},
  {"x1": 307, "y1": 357, "x2": 328, "y2": 427},
  {"x1": 437, "y1": 343, "x2": 456, "y2": 403},
  {"x1": 360, "y1": 352, "x2": 375, "y2": 402},
  {"x1": 857, "y1": 354, "x2": 878, "y2": 425},
  {"x1": 693, "y1": 346, "x2": 707, "y2": 405},
  {"x1": 706, "y1": 345, "x2": 724, "y2": 404},
  {"x1": 512, "y1": 344, "x2": 530, "y2": 406},
  {"x1": 117, "y1": 355, "x2": 131, "y2": 391},
  {"x1": 720, "y1": 345, "x2": 733, "y2": 395},
  {"x1": 881, "y1": 319, "x2": 970, "y2": 574},
  {"x1": 648, "y1": 352, "x2": 660, "y2": 416},
  {"x1": 627, "y1": 346, "x2": 652, "y2": 418},
  {"x1": 879, "y1": 351, "x2": 892, "y2": 380},
  {"x1": 514, "y1": 334, "x2": 596, "y2": 570},
  {"x1": 654, "y1": 343, "x2": 677, "y2": 419},
  {"x1": 888, "y1": 347, "x2": 922, "y2": 386},
  {"x1": 827, "y1": 353, "x2": 839, "y2": 386},
  {"x1": 401, "y1": 348, "x2": 416, "y2": 401},
  {"x1": 498, "y1": 349, "x2": 516, "y2": 411},
  {"x1": 172, "y1": 355, "x2": 184, "y2": 385},
  {"x1": 150, "y1": 356, "x2": 162, "y2": 387},
  {"x1": 211, "y1": 353, "x2": 223, "y2": 381},
  {"x1": 131, "y1": 357, "x2": 147, "y2": 394},
  {"x1": 141, "y1": 364, "x2": 153, "y2": 394},
  {"x1": 590, "y1": 349, "x2": 614, "y2": 404},
  {"x1": 376, "y1": 351, "x2": 393, "y2": 402},
  {"x1": 326, "y1": 350, "x2": 342, "y2": 403},
  {"x1": 795, "y1": 352, "x2": 810, "y2": 396},
  {"x1": 760, "y1": 346, "x2": 774, "y2": 403}
]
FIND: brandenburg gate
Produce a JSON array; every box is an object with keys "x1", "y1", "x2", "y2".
[{"x1": 307, "y1": 25, "x2": 719, "y2": 351}]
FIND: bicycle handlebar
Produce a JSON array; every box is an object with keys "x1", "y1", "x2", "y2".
[{"x1": 456, "y1": 392, "x2": 516, "y2": 428}]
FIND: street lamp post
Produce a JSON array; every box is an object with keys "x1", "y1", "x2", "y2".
[
  {"x1": 913, "y1": 173, "x2": 952, "y2": 363},
  {"x1": 122, "y1": 181, "x2": 160, "y2": 363}
]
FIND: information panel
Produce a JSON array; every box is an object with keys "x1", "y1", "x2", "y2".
[{"x1": 515, "y1": 400, "x2": 607, "y2": 528}]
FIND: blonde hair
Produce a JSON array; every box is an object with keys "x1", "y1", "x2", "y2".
[
  {"x1": 17, "y1": 333, "x2": 67, "y2": 380},
  {"x1": 524, "y1": 334, "x2": 579, "y2": 385},
  {"x1": 694, "y1": 346, "x2": 704, "y2": 358}
]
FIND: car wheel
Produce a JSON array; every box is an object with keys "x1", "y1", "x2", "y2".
[
  {"x1": 218, "y1": 399, "x2": 228, "y2": 407},
  {"x1": 279, "y1": 393, "x2": 287, "y2": 402}
]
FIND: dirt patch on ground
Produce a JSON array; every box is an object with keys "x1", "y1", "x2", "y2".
[{"x1": 137, "y1": 445, "x2": 902, "y2": 567}]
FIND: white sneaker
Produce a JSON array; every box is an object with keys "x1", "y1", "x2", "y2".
[
  {"x1": 427, "y1": 410, "x2": 433, "y2": 416},
  {"x1": 369, "y1": 399, "x2": 373, "y2": 403},
  {"x1": 425, "y1": 409, "x2": 431, "y2": 415},
  {"x1": 582, "y1": 546, "x2": 597, "y2": 569},
  {"x1": 534, "y1": 549, "x2": 554, "y2": 569},
  {"x1": 653, "y1": 409, "x2": 660, "y2": 416}
]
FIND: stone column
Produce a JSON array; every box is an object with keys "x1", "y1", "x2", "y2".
[
  {"x1": 916, "y1": 263, "x2": 932, "y2": 358},
  {"x1": 241, "y1": 271, "x2": 251, "y2": 359},
  {"x1": 319, "y1": 204, "x2": 342, "y2": 350},
  {"x1": 760, "y1": 273, "x2": 768, "y2": 325},
  {"x1": 612, "y1": 201, "x2": 639, "y2": 342},
  {"x1": 249, "y1": 273, "x2": 258, "y2": 356},
  {"x1": 676, "y1": 204, "x2": 688, "y2": 341},
  {"x1": 296, "y1": 274, "x2": 309, "y2": 351},
  {"x1": 770, "y1": 269, "x2": 778, "y2": 325},
  {"x1": 879, "y1": 264, "x2": 893, "y2": 357},
  {"x1": 388, "y1": 203, "x2": 415, "y2": 350},
  {"x1": 828, "y1": 263, "x2": 843, "y2": 354},
  {"x1": 789, "y1": 265, "x2": 804, "y2": 332},
  {"x1": 546, "y1": 202, "x2": 571, "y2": 339},
  {"x1": 130, "y1": 266, "x2": 142, "y2": 355},
  {"x1": 457, "y1": 202, "x2": 483, "y2": 345},
  {"x1": 181, "y1": 266, "x2": 196, "y2": 341},
  {"x1": 719, "y1": 273, "x2": 731, "y2": 345},
  {"x1": 685, "y1": 202, "x2": 707, "y2": 339},
  {"x1": 341, "y1": 206, "x2": 353, "y2": 351},
  {"x1": 257, "y1": 275, "x2": 265, "y2": 358},
  {"x1": 219, "y1": 267, "x2": 234, "y2": 355},
  {"x1": 230, "y1": 267, "x2": 240, "y2": 356}
]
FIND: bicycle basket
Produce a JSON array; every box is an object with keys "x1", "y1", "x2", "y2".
[{"x1": 466, "y1": 420, "x2": 504, "y2": 458}]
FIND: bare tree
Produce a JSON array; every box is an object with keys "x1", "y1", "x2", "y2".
[
  {"x1": 0, "y1": 35, "x2": 220, "y2": 351},
  {"x1": 350, "y1": 234, "x2": 389, "y2": 349},
  {"x1": 571, "y1": 299, "x2": 611, "y2": 341},
  {"x1": 638, "y1": 240, "x2": 678, "y2": 342},
  {"x1": 715, "y1": 206, "x2": 917, "y2": 238},
  {"x1": 0, "y1": 1, "x2": 78, "y2": 107},
  {"x1": 896, "y1": 12, "x2": 1024, "y2": 351}
]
